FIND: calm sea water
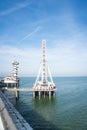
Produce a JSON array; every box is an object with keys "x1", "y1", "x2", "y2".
[{"x1": 9, "y1": 77, "x2": 87, "y2": 130}]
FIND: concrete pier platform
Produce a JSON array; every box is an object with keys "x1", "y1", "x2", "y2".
[
  {"x1": 0, "y1": 91, "x2": 33, "y2": 130},
  {"x1": 0, "y1": 114, "x2": 4, "y2": 130}
]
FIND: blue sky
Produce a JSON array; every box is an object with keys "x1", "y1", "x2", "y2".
[{"x1": 0, "y1": 0, "x2": 87, "y2": 77}]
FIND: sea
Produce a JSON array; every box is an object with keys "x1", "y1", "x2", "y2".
[{"x1": 8, "y1": 77, "x2": 87, "y2": 130}]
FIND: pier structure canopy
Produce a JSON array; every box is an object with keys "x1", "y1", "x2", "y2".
[{"x1": 33, "y1": 40, "x2": 56, "y2": 90}]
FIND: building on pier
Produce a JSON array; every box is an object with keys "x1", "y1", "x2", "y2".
[
  {"x1": 33, "y1": 40, "x2": 56, "y2": 98},
  {"x1": 3, "y1": 60, "x2": 19, "y2": 88}
]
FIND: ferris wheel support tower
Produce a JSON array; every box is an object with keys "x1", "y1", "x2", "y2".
[{"x1": 33, "y1": 40, "x2": 56, "y2": 99}]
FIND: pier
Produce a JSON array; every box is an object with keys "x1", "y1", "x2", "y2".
[
  {"x1": 0, "y1": 40, "x2": 57, "y2": 129},
  {"x1": 0, "y1": 91, "x2": 33, "y2": 130},
  {"x1": 2, "y1": 87, "x2": 56, "y2": 100},
  {"x1": 2, "y1": 40, "x2": 56, "y2": 100},
  {"x1": 4, "y1": 87, "x2": 56, "y2": 92}
]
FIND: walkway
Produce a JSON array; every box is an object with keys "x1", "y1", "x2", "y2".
[
  {"x1": 4, "y1": 87, "x2": 57, "y2": 92},
  {"x1": 0, "y1": 114, "x2": 4, "y2": 130},
  {"x1": 0, "y1": 91, "x2": 33, "y2": 130}
]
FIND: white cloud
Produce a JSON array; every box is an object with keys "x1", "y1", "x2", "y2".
[
  {"x1": 0, "y1": 1, "x2": 31, "y2": 16},
  {"x1": 0, "y1": 3, "x2": 87, "y2": 77},
  {"x1": 0, "y1": 37, "x2": 87, "y2": 77},
  {"x1": 47, "y1": 38, "x2": 87, "y2": 76},
  {"x1": 0, "y1": 45, "x2": 41, "y2": 76}
]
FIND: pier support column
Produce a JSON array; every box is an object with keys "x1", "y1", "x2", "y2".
[
  {"x1": 53, "y1": 91, "x2": 55, "y2": 97},
  {"x1": 49, "y1": 91, "x2": 51, "y2": 99},
  {"x1": 39, "y1": 91, "x2": 41, "y2": 100},
  {"x1": 33, "y1": 91, "x2": 35, "y2": 98},
  {"x1": 15, "y1": 90, "x2": 19, "y2": 100},
  {"x1": 7, "y1": 83, "x2": 8, "y2": 87},
  {"x1": 44, "y1": 91, "x2": 45, "y2": 98}
]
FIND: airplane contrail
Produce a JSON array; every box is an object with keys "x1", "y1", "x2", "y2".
[{"x1": 18, "y1": 26, "x2": 41, "y2": 44}]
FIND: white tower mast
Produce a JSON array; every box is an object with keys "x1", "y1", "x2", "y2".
[
  {"x1": 12, "y1": 60, "x2": 19, "y2": 80},
  {"x1": 42, "y1": 40, "x2": 47, "y2": 84},
  {"x1": 3, "y1": 60, "x2": 19, "y2": 86}
]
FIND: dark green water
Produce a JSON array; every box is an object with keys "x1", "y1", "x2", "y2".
[{"x1": 10, "y1": 77, "x2": 87, "y2": 130}]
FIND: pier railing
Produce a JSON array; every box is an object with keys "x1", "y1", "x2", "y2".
[{"x1": 0, "y1": 91, "x2": 33, "y2": 130}]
